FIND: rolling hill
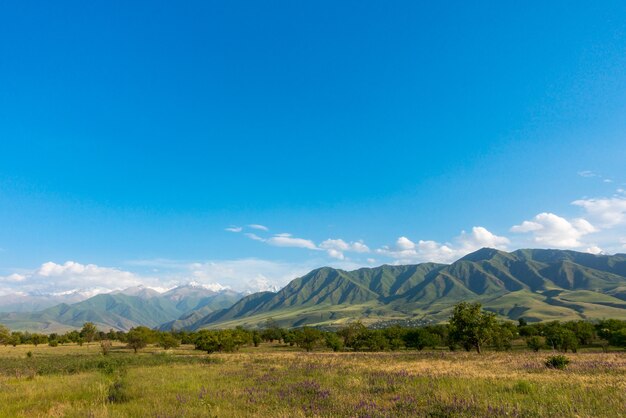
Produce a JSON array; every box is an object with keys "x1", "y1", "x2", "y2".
[{"x1": 172, "y1": 248, "x2": 626, "y2": 330}]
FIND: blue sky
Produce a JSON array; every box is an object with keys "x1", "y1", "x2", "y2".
[{"x1": 1, "y1": 1, "x2": 625, "y2": 294}]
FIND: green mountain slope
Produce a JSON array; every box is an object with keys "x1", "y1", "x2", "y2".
[{"x1": 181, "y1": 248, "x2": 626, "y2": 330}]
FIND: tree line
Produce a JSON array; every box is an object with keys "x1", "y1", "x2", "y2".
[{"x1": 1, "y1": 302, "x2": 626, "y2": 354}]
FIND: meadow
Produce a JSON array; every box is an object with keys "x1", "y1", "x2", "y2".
[{"x1": 0, "y1": 342, "x2": 624, "y2": 417}]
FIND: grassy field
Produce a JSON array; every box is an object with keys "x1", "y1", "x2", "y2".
[{"x1": 0, "y1": 343, "x2": 625, "y2": 417}]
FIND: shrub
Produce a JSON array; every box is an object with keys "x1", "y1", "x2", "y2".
[
  {"x1": 48, "y1": 340, "x2": 59, "y2": 347},
  {"x1": 511, "y1": 380, "x2": 534, "y2": 394},
  {"x1": 108, "y1": 378, "x2": 130, "y2": 403},
  {"x1": 545, "y1": 355, "x2": 570, "y2": 370},
  {"x1": 97, "y1": 360, "x2": 112, "y2": 374},
  {"x1": 100, "y1": 340, "x2": 112, "y2": 356}
]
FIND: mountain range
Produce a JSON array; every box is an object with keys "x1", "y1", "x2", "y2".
[
  {"x1": 166, "y1": 248, "x2": 626, "y2": 330},
  {"x1": 2, "y1": 248, "x2": 626, "y2": 332},
  {"x1": 0, "y1": 284, "x2": 243, "y2": 332}
]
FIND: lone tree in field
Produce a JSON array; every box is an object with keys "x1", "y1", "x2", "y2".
[
  {"x1": 125, "y1": 326, "x2": 154, "y2": 353},
  {"x1": 448, "y1": 302, "x2": 498, "y2": 354}
]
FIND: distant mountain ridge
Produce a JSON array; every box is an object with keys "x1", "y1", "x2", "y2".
[
  {"x1": 0, "y1": 285, "x2": 244, "y2": 332},
  {"x1": 0, "y1": 292, "x2": 92, "y2": 313},
  {"x1": 168, "y1": 248, "x2": 626, "y2": 330}
]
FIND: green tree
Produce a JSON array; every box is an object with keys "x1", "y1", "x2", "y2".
[
  {"x1": 346, "y1": 329, "x2": 389, "y2": 352},
  {"x1": 448, "y1": 302, "x2": 498, "y2": 354},
  {"x1": 596, "y1": 319, "x2": 626, "y2": 341},
  {"x1": 324, "y1": 332, "x2": 344, "y2": 352},
  {"x1": 383, "y1": 326, "x2": 406, "y2": 350},
  {"x1": 261, "y1": 318, "x2": 284, "y2": 342},
  {"x1": 543, "y1": 321, "x2": 564, "y2": 350},
  {"x1": 404, "y1": 328, "x2": 438, "y2": 351},
  {"x1": 567, "y1": 321, "x2": 595, "y2": 346},
  {"x1": 194, "y1": 331, "x2": 220, "y2": 353},
  {"x1": 232, "y1": 327, "x2": 253, "y2": 350},
  {"x1": 9, "y1": 332, "x2": 21, "y2": 347},
  {"x1": 293, "y1": 327, "x2": 323, "y2": 352},
  {"x1": 337, "y1": 321, "x2": 368, "y2": 351},
  {"x1": 491, "y1": 322, "x2": 516, "y2": 351},
  {"x1": 158, "y1": 333, "x2": 181, "y2": 350},
  {"x1": 609, "y1": 328, "x2": 626, "y2": 348},
  {"x1": 560, "y1": 329, "x2": 579, "y2": 353},
  {"x1": 80, "y1": 322, "x2": 98, "y2": 343},
  {"x1": 282, "y1": 330, "x2": 297, "y2": 346},
  {"x1": 107, "y1": 329, "x2": 118, "y2": 340},
  {"x1": 30, "y1": 333, "x2": 48, "y2": 346},
  {"x1": 65, "y1": 330, "x2": 81, "y2": 343},
  {"x1": 0, "y1": 324, "x2": 10, "y2": 346},
  {"x1": 252, "y1": 331, "x2": 262, "y2": 347},
  {"x1": 125, "y1": 326, "x2": 154, "y2": 353},
  {"x1": 216, "y1": 330, "x2": 236, "y2": 352},
  {"x1": 526, "y1": 336, "x2": 545, "y2": 352}
]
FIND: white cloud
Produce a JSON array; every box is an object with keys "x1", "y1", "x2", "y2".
[
  {"x1": 414, "y1": 240, "x2": 457, "y2": 263},
  {"x1": 244, "y1": 276, "x2": 280, "y2": 293},
  {"x1": 578, "y1": 170, "x2": 599, "y2": 178},
  {"x1": 248, "y1": 224, "x2": 269, "y2": 231},
  {"x1": 395, "y1": 236, "x2": 415, "y2": 251},
  {"x1": 0, "y1": 261, "x2": 148, "y2": 296},
  {"x1": 225, "y1": 226, "x2": 243, "y2": 233},
  {"x1": 0, "y1": 273, "x2": 26, "y2": 283},
  {"x1": 180, "y1": 258, "x2": 313, "y2": 292},
  {"x1": 244, "y1": 233, "x2": 265, "y2": 242},
  {"x1": 376, "y1": 226, "x2": 508, "y2": 264},
  {"x1": 377, "y1": 238, "x2": 455, "y2": 264},
  {"x1": 231, "y1": 224, "x2": 373, "y2": 261},
  {"x1": 319, "y1": 239, "x2": 370, "y2": 259},
  {"x1": 266, "y1": 235, "x2": 319, "y2": 250},
  {"x1": 0, "y1": 256, "x2": 334, "y2": 297},
  {"x1": 586, "y1": 246, "x2": 603, "y2": 255},
  {"x1": 351, "y1": 242, "x2": 370, "y2": 253},
  {"x1": 572, "y1": 197, "x2": 626, "y2": 228},
  {"x1": 326, "y1": 249, "x2": 345, "y2": 260},
  {"x1": 320, "y1": 239, "x2": 350, "y2": 253},
  {"x1": 511, "y1": 212, "x2": 596, "y2": 248},
  {"x1": 457, "y1": 226, "x2": 510, "y2": 251}
]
